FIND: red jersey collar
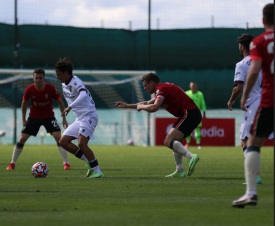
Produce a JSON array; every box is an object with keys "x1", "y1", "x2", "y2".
[{"x1": 34, "y1": 83, "x2": 46, "y2": 92}]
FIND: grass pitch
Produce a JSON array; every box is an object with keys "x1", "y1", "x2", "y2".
[{"x1": 0, "y1": 145, "x2": 273, "y2": 226}]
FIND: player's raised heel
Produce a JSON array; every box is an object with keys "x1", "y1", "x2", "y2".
[
  {"x1": 6, "y1": 163, "x2": 15, "y2": 170},
  {"x1": 231, "y1": 194, "x2": 258, "y2": 208},
  {"x1": 187, "y1": 154, "x2": 200, "y2": 176}
]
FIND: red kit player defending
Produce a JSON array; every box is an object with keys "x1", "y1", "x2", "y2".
[
  {"x1": 6, "y1": 68, "x2": 71, "y2": 170},
  {"x1": 232, "y1": 3, "x2": 274, "y2": 208},
  {"x1": 115, "y1": 72, "x2": 201, "y2": 178}
]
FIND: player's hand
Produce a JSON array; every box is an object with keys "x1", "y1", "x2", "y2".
[
  {"x1": 240, "y1": 95, "x2": 248, "y2": 111},
  {"x1": 115, "y1": 102, "x2": 128, "y2": 108},
  {"x1": 137, "y1": 104, "x2": 143, "y2": 112},
  {"x1": 62, "y1": 119, "x2": 68, "y2": 129},
  {"x1": 61, "y1": 106, "x2": 72, "y2": 117},
  {"x1": 22, "y1": 119, "x2": 26, "y2": 126},
  {"x1": 227, "y1": 100, "x2": 234, "y2": 111}
]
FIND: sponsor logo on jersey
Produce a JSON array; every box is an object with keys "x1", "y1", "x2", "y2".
[
  {"x1": 32, "y1": 96, "x2": 36, "y2": 98},
  {"x1": 45, "y1": 94, "x2": 48, "y2": 99},
  {"x1": 38, "y1": 101, "x2": 49, "y2": 106}
]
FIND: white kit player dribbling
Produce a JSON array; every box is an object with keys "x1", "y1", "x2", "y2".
[
  {"x1": 55, "y1": 58, "x2": 104, "y2": 178},
  {"x1": 62, "y1": 76, "x2": 98, "y2": 141}
]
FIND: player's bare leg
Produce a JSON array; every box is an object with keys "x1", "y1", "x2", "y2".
[
  {"x1": 52, "y1": 131, "x2": 70, "y2": 170},
  {"x1": 7, "y1": 133, "x2": 30, "y2": 170},
  {"x1": 59, "y1": 135, "x2": 104, "y2": 178},
  {"x1": 164, "y1": 128, "x2": 200, "y2": 177},
  {"x1": 232, "y1": 134, "x2": 265, "y2": 208}
]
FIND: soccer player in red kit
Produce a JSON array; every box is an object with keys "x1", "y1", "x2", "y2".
[
  {"x1": 232, "y1": 3, "x2": 274, "y2": 208},
  {"x1": 6, "y1": 68, "x2": 71, "y2": 170},
  {"x1": 115, "y1": 72, "x2": 201, "y2": 177}
]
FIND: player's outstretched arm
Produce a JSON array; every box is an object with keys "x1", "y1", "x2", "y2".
[
  {"x1": 57, "y1": 98, "x2": 68, "y2": 129},
  {"x1": 21, "y1": 100, "x2": 28, "y2": 126},
  {"x1": 137, "y1": 97, "x2": 163, "y2": 113},
  {"x1": 115, "y1": 99, "x2": 155, "y2": 109}
]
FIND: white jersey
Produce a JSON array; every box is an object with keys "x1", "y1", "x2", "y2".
[
  {"x1": 62, "y1": 75, "x2": 97, "y2": 120},
  {"x1": 234, "y1": 55, "x2": 263, "y2": 106}
]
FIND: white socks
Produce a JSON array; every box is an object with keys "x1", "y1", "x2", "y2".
[
  {"x1": 58, "y1": 146, "x2": 69, "y2": 164},
  {"x1": 173, "y1": 152, "x2": 184, "y2": 172},
  {"x1": 172, "y1": 141, "x2": 193, "y2": 159},
  {"x1": 245, "y1": 151, "x2": 260, "y2": 195},
  {"x1": 11, "y1": 147, "x2": 23, "y2": 164},
  {"x1": 81, "y1": 154, "x2": 89, "y2": 163}
]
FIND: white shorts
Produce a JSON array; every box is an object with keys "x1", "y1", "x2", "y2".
[
  {"x1": 63, "y1": 114, "x2": 98, "y2": 140},
  {"x1": 268, "y1": 132, "x2": 274, "y2": 140},
  {"x1": 240, "y1": 98, "x2": 261, "y2": 140}
]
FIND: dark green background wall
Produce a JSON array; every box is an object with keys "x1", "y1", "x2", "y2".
[{"x1": 0, "y1": 23, "x2": 265, "y2": 109}]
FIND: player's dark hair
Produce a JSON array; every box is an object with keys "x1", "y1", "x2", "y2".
[
  {"x1": 142, "y1": 72, "x2": 160, "y2": 84},
  {"x1": 33, "y1": 68, "x2": 45, "y2": 77},
  {"x1": 55, "y1": 57, "x2": 73, "y2": 75},
  {"x1": 263, "y1": 3, "x2": 274, "y2": 25},
  {"x1": 237, "y1": 34, "x2": 255, "y2": 52}
]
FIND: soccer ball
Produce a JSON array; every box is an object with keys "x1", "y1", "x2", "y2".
[
  {"x1": 127, "y1": 139, "x2": 134, "y2": 146},
  {"x1": 31, "y1": 162, "x2": 48, "y2": 178}
]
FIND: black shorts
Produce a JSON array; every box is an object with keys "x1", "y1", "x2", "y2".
[
  {"x1": 250, "y1": 107, "x2": 274, "y2": 138},
  {"x1": 21, "y1": 117, "x2": 61, "y2": 137},
  {"x1": 172, "y1": 108, "x2": 202, "y2": 137}
]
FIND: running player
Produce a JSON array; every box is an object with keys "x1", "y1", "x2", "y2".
[
  {"x1": 115, "y1": 73, "x2": 200, "y2": 178},
  {"x1": 227, "y1": 34, "x2": 263, "y2": 184},
  {"x1": 185, "y1": 82, "x2": 206, "y2": 149},
  {"x1": 55, "y1": 58, "x2": 104, "y2": 178},
  {"x1": 6, "y1": 68, "x2": 71, "y2": 170},
  {"x1": 232, "y1": 3, "x2": 274, "y2": 208}
]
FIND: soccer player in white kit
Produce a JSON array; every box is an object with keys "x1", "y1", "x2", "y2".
[
  {"x1": 227, "y1": 34, "x2": 273, "y2": 184},
  {"x1": 55, "y1": 58, "x2": 104, "y2": 178}
]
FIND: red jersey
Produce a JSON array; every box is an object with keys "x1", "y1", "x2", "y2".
[
  {"x1": 250, "y1": 31, "x2": 274, "y2": 108},
  {"x1": 23, "y1": 83, "x2": 61, "y2": 119},
  {"x1": 155, "y1": 83, "x2": 198, "y2": 117}
]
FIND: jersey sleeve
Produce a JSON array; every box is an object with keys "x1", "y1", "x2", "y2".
[
  {"x1": 155, "y1": 86, "x2": 167, "y2": 100},
  {"x1": 22, "y1": 87, "x2": 30, "y2": 101},
  {"x1": 250, "y1": 38, "x2": 263, "y2": 62},
  {"x1": 199, "y1": 92, "x2": 206, "y2": 112},
  {"x1": 234, "y1": 63, "x2": 246, "y2": 86},
  {"x1": 74, "y1": 79, "x2": 87, "y2": 94}
]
